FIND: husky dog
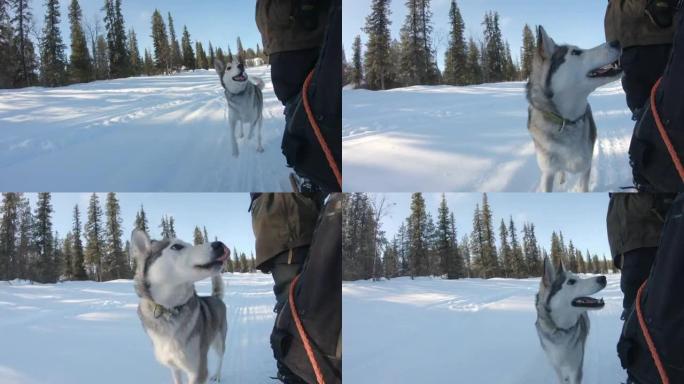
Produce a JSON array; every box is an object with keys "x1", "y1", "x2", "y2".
[
  {"x1": 132, "y1": 229, "x2": 229, "y2": 384},
  {"x1": 215, "y1": 58, "x2": 265, "y2": 157},
  {"x1": 527, "y1": 26, "x2": 623, "y2": 192},
  {"x1": 536, "y1": 257, "x2": 607, "y2": 384}
]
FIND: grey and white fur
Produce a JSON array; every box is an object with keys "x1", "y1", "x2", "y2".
[
  {"x1": 536, "y1": 257, "x2": 607, "y2": 384},
  {"x1": 214, "y1": 58, "x2": 265, "y2": 157},
  {"x1": 527, "y1": 26, "x2": 623, "y2": 192},
  {"x1": 132, "y1": 229, "x2": 229, "y2": 384}
]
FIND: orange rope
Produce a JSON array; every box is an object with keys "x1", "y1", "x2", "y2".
[
  {"x1": 635, "y1": 280, "x2": 670, "y2": 384},
  {"x1": 650, "y1": 77, "x2": 684, "y2": 182},
  {"x1": 302, "y1": 70, "x2": 342, "y2": 190},
  {"x1": 289, "y1": 274, "x2": 326, "y2": 384}
]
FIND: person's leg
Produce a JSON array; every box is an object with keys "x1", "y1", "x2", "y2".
[
  {"x1": 268, "y1": 247, "x2": 309, "y2": 314},
  {"x1": 620, "y1": 45, "x2": 672, "y2": 119},
  {"x1": 619, "y1": 247, "x2": 658, "y2": 319},
  {"x1": 270, "y1": 48, "x2": 320, "y2": 107}
]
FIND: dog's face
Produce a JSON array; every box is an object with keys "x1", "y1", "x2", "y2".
[
  {"x1": 215, "y1": 58, "x2": 248, "y2": 95},
  {"x1": 131, "y1": 229, "x2": 229, "y2": 286},
  {"x1": 539, "y1": 257, "x2": 606, "y2": 320},
  {"x1": 534, "y1": 26, "x2": 622, "y2": 98}
]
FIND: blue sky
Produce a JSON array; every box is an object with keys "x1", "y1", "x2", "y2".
[
  {"x1": 344, "y1": 0, "x2": 609, "y2": 70},
  {"x1": 33, "y1": 0, "x2": 262, "y2": 57},
  {"x1": 371, "y1": 193, "x2": 612, "y2": 260},
  {"x1": 26, "y1": 193, "x2": 256, "y2": 256}
]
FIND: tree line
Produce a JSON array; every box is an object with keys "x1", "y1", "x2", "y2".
[
  {"x1": 343, "y1": 193, "x2": 616, "y2": 281},
  {"x1": 0, "y1": 0, "x2": 266, "y2": 89},
  {"x1": 0, "y1": 193, "x2": 257, "y2": 283},
  {"x1": 346, "y1": 0, "x2": 539, "y2": 90}
]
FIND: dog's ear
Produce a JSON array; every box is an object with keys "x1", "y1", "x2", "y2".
[
  {"x1": 131, "y1": 229, "x2": 151, "y2": 262},
  {"x1": 214, "y1": 58, "x2": 225, "y2": 76},
  {"x1": 536, "y1": 25, "x2": 555, "y2": 59},
  {"x1": 542, "y1": 257, "x2": 555, "y2": 287}
]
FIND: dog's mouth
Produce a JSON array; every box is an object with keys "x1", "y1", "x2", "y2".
[
  {"x1": 587, "y1": 60, "x2": 622, "y2": 78},
  {"x1": 571, "y1": 296, "x2": 605, "y2": 309},
  {"x1": 232, "y1": 73, "x2": 247, "y2": 82},
  {"x1": 194, "y1": 246, "x2": 230, "y2": 270}
]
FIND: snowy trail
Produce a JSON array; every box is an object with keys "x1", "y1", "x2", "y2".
[
  {"x1": 343, "y1": 276, "x2": 624, "y2": 384},
  {"x1": 0, "y1": 273, "x2": 277, "y2": 384},
  {"x1": 0, "y1": 67, "x2": 291, "y2": 191},
  {"x1": 343, "y1": 82, "x2": 634, "y2": 192}
]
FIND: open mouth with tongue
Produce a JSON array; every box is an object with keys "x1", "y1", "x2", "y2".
[
  {"x1": 571, "y1": 296, "x2": 605, "y2": 309},
  {"x1": 232, "y1": 72, "x2": 247, "y2": 82},
  {"x1": 195, "y1": 246, "x2": 230, "y2": 270},
  {"x1": 587, "y1": 60, "x2": 622, "y2": 78}
]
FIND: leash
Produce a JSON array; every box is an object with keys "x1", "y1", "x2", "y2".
[
  {"x1": 302, "y1": 69, "x2": 342, "y2": 190},
  {"x1": 289, "y1": 273, "x2": 326, "y2": 384},
  {"x1": 650, "y1": 77, "x2": 684, "y2": 183},
  {"x1": 635, "y1": 280, "x2": 670, "y2": 384}
]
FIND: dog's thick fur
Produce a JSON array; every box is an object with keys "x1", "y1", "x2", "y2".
[
  {"x1": 527, "y1": 26, "x2": 623, "y2": 192},
  {"x1": 535, "y1": 257, "x2": 607, "y2": 384},
  {"x1": 215, "y1": 59, "x2": 265, "y2": 157},
  {"x1": 132, "y1": 229, "x2": 229, "y2": 384}
]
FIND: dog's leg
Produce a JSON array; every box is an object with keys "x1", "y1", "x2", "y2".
[
  {"x1": 540, "y1": 172, "x2": 555, "y2": 192},
  {"x1": 578, "y1": 169, "x2": 591, "y2": 192},
  {"x1": 230, "y1": 119, "x2": 239, "y2": 158},
  {"x1": 239, "y1": 122, "x2": 245, "y2": 139},
  {"x1": 256, "y1": 120, "x2": 264, "y2": 153},
  {"x1": 171, "y1": 369, "x2": 184, "y2": 384},
  {"x1": 210, "y1": 335, "x2": 226, "y2": 382}
]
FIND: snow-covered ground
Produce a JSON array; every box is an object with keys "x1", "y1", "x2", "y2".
[
  {"x1": 343, "y1": 275, "x2": 624, "y2": 383},
  {"x1": 0, "y1": 67, "x2": 292, "y2": 191},
  {"x1": 343, "y1": 82, "x2": 633, "y2": 192},
  {"x1": 0, "y1": 273, "x2": 277, "y2": 384}
]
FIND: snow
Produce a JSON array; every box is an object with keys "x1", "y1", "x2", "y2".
[
  {"x1": 0, "y1": 67, "x2": 292, "y2": 191},
  {"x1": 343, "y1": 81, "x2": 634, "y2": 192},
  {"x1": 343, "y1": 275, "x2": 625, "y2": 383},
  {"x1": 0, "y1": 273, "x2": 278, "y2": 384}
]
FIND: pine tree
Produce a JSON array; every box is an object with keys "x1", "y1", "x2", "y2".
[
  {"x1": 195, "y1": 41, "x2": 208, "y2": 69},
  {"x1": 85, "y1": 193, "x2": 104, "y2": 281},
  {"x1": 0, "y1": 193, "x2": 21, "y2": 280},
  {"x1": 134, "y1": 204, "x2": 149, "y2": 233},
  {"x1": 68, "y1": 0, "x2": 91, "y2": 83},
  {"x1": 481, "y1": 11, "x2": 506, "y2": 83},
  {"x1": 351, "y1": 35, "x2": 363, "y2": 88},
  {"x1": 443, "y1": 0, "x2": 467, "y2": 85},
  {"x1": 399, "y1": 0, "x2": 439, "y2": 86},
  {"x1": 520, "y1": 24, "x2": 535, "y2": 80},
  {"x1": 127, "y1": 28, "x2": 141, "y2": 75},
  {"x1": 167, "y1": 12, "x2": 181, "y2": 71},
  {"x1": 71, "y1": 204, "x2": 87, "y2": 280},
  {"x1": 363, "y1": 0, "x2": 392, "y2": 90},
  {"x1": 0, "y1": 0, "x2": 15, "y2": 88},
  {"x1": 465, "y1": 37, "x2": 482, "y2": 85},
  {"x1": 11, "y1": 0, "x2": 39, "y2": 87},
  {"x1": 33, "y1": 193, "x2": 55, "y2": 283},
  {"x1": 193, "y1": 226, "x2": 203, "y2": 245},
  {"x1": 104, "y1": 193, "x2": 125, "y2": 280},
  {"x1": 499, "y1": 219, "x2": 512, "y2": 277},
  {"x1": 181, "y1": 25, "x2": 195, "y2": 70},
  {"x1": 150, "y1": 10, "x2": 169, "y2": 73},
  {"x1": 103, "y1": 0, "x2": 128, "y2": 78}
]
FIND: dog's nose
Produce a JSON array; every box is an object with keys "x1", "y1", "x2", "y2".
[
  {"x1": 597, "y1": 276, "x2": 607, "y2": 286},
  {"x1": 211, "y1": 241, "x2": 226, "y2": 253},
  {"x1": 238, "y1": 63, "x2": 244, "y2": 71},
  {"x1": 609, "y1": 40, "x2": 621, "y2": 50}
]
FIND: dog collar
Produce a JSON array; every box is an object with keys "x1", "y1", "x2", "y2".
[
  {"x1": 534, "y1": 105, "x2": 590, "y2": 131},
  {"x1": 146, "y1": 295, "x2": 195, "y2": 319}
]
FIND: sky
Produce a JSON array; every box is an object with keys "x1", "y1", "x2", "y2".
[
  {"x1": 32, "y1": 0, "x2": 262, "y2": 58},
  {"x1": 344, "y1": 0, "x2": 609, "y2": 71},
  {"x1": 369, "y1": 193, "x2": 612, "y2": 260},
  {"x1": 26, "y1": 193, "x2": 257, "y2": 256}
]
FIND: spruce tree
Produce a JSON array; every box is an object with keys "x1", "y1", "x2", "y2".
[
  {"x1": 399, "y1": 0, "x2": 439, "y2": 86},
  {"x1": 71, "y1": 204, "x2": 87, "y2": 280},
  {"x1": 480, "y1": 194, "x2": 499, "y2": 277},
  {"x1": 407, "y1": 193, "x2": 428, "y2": 277},
  {"x1": 567, "y1": 240, "x2": 578, "y2": 272},
  {"x1": 460, "y1": 234, "x2": 471, "y2": 278},
  {"x1": 203, "y1": 226, "x2": 209, "y2": 244},
  {"x1": 134, "y1": 204, "x2": 149, "y2": 233},
  {"x1": 196, "y1": 41, "x2": 208, "y2": 69},
  {"x1": 0, "y1": 0, "x2": 15, "y2": 88},
  {"x1": 181, "y1": 25, "x2": 195, "y2": 70},
  {"x1": 550, "y1": 231, "x2": 562, "y2": 268},
  {"x1": 103, "y1": 0, "x2": 128, "y2": 78},
  {"x1": 208, "y1": 42, "x2": 215, "y2": 68},
  {"x1": 508, "y1": 218, "x2": 525, "y2": 278},
  {"x1": 193, "y1": 226, "x2": 203, "y2": 245},
  {"x1": 11, "y1": 0, "x2": 39, "y2": 87},
  {"x1": 499, "y1": 219, "x2": 512, "y2": 277},
  {"x1": 167, "y1": 12, "x2": 181, "y2": 71},
  {"x1": 143, "y1": 48, "x2": 154, "y2": 75},
  {"x1": 62, "y1": 232, "x2": 73, "y2": 279},
  {"x1": 16, "y1": 197, "x2": 32, "y2": 280},
  {"x1": 68, "y1": 0, "x2": 91, "y2": 83},
  {"x1": 94, "y1": 35, "x2": 108, "y2": 79},
  {"x1": 577, "y1": 249, "x2": 586, "y2": 273},
  {"x1": 351, "y1": 35, "x2": 363, "y2": 88},
  {"x1": 363, "y1": 0, "x2": 392, "y2": 90},
  {"x1": 465, "y1": 37, "x2": 482, "y2": 85},
  {"x1": 40, "y1": 0, "x2": 68, "y2": 87},
  {"x1": 443, "y1": 0, "x2": 467, "y2": 85},
  {"x1": 236, "y1": 36, "x2": 244, "y2": 63},
  {"x1": 591, "y1": 255, "x2": 600, "y2": 274},
  {"x1": 85, "y1": 193, "x2": 104, "y2": 281},
  {"x1": 33, "y1": 193, "x2": 55, "y2": 283},
  {"x1": 0, "y1": 193, "x2": 21, "y2": 280},
  {"x1": 520, "y1": 24, "x2": 535, "y2": 80},
  {"x1": 104, "y1": 193, "x2": 125, "y2": 280},
  {"x1": 150, "y1": 10, "x2": 169, "y2": 73},
  {"x1": 127, "y1": 28, "x2": 141, "y2": 75},
  {"x1": 470, "y1": 204, "x2": 484, "y2": 277},
  {"x1": 481, "y1": 11, "x2": 506, "y2": 82}
]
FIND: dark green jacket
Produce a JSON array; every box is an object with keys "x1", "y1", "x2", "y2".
[
  {"x1": 251, "y1": 193, "x2": 320, "y2": 269},
  {"x1": 255, "y1": 0, "x2": 331, "y2": 55},
  {"x1": 605, "y1": 0, "x2": 675, "y2": 48},
  {"x1": 606, "y1": 193, "x2": 670, "y2": 261}
]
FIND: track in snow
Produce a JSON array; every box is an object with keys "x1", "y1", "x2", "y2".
[
  {"x1": 343, "y1": 81, "x2": 634, "y2": 192},
  {"x1": 343, "y1": 275, "x2": 625, "y2": 383},
  {"x1": 0, "y1": 273, "x2": 277, "y2": 384},
  {"x1": 0, "y1": 67, "x2": 291, "y2": 191}
]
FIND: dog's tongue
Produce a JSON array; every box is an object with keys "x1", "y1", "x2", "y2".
[
  {"x1": 572, "y1": 297, "x2": 605, "y2": 308},
  {"x1": 218, "y1": 246, "x2": 230, "y2": 262}
]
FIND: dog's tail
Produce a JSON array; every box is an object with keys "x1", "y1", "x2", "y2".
[{"x1": 212, "y1": 274, "x2": 224, "y2": 299}]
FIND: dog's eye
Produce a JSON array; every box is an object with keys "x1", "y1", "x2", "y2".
[
  {"x1": 567, "y1": 279, "x2": 576, "y2": 285},
  {"x1": 170, "y1": 244, "x2": 184, "y2": 251},
  {"x1": 571, "y1": 49, "x2": 583, "y2": 56},
  {"x1": 227, "y1": 66, "x2": 232, "y2": 70}
]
